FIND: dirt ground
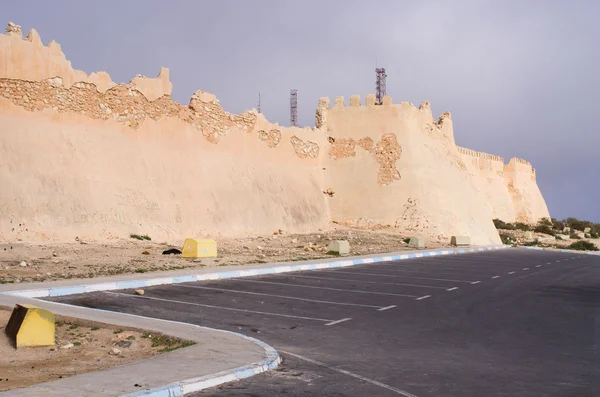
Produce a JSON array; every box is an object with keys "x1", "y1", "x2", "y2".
[
  {"x1": 0, "y1": 307, "x2": 193, "y2": 391},
  {"x1": 0, "y1": 228, "x2": 451, "y2": 284}
]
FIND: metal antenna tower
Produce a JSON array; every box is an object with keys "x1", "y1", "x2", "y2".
[
  {"x1": 375, "y1": 68, "x2": 387, "y2": 105},
  {"x1": 290, "y1": 89, "x2": 298, "y2": 127}
]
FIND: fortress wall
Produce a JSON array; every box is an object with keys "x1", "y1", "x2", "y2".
[
  {"x1": 456, "y1": 146, "x2": 516, "y2": 222},
  {"x1": 0, "y1": 23, "x2": 550, "y2": 244},
  {"x1": 504, "y1": 158, "x2": 550, "y2": 223},
  {"x1": 321, "y1": 95, "x2": 501, "y2": 245},
  {"x1": 0, "y1": 26, "x2": 327, "y2": 243}
]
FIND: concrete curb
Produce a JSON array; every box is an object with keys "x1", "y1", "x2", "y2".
[
  {"x1": 118, "y1": 321, "x2": 281, "y2": 397},
  {"x1": 0, "y1": 296, "x2": 282, "y2": 397},
  {"x1": 522, "y1": 246, "x2": 600, "y2": 255},
  {"x1": 3, "y1": 245, "x2": 510, "y2": 299}
]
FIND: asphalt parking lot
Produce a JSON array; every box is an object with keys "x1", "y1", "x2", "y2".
[{"x1": 49, "y1": 249, "x2": 600, "y2": 397}]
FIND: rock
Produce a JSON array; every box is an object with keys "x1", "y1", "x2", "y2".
[
  {"x1": 291, "y1": 238, "x2": 298, "y2": 244},
  {"x1": 259, "y1": 254, "x2": 266, "y2": 259},
  {"x1": 162, "y1": 248, "x2": 181, "y2": 255},
  {"x1": 52, "y1": 252, "x2": 58, "y2": 257},
  {"x1": 19, "y1": 261, "x2": 27, "y2": 267},
  {"x1": 115, "y1": 340, "x2": 132, "y2": 348},
  {"x1": 60, "y1": 343, "x2": 74, "y2": 349},
  {"x1": 242, "y1": 245, "x2": 250, "y2": 249},
  {"x1": 109, "y1": 347, "x2": 122, "y2": 355},
  {"x1": 257, "y1": 246, "x2": 264, "y2": 250},
  {"x1": 141, "y1": 251, "x2": 150, "y2": 255},
  {"x1": 135, "y1": 289, "x2": 145, "y2": 296}
]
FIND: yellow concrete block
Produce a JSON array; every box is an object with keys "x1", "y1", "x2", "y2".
[
  {"x1": 5, "y1": 304, "x2": 55, "y2": 348},
  {"x1": 181, "y1": 238, "x2": 217, "y2": 258}
]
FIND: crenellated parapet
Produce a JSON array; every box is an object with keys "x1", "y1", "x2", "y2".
[{"x1": 457, "y1": 147, "x2": 504, "y2": 163}]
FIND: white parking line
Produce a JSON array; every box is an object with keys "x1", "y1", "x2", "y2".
[
  {"x1": 104, "y1": 291, "x2": 335, "y2": 323},
  {"x1": 178, "y1": 284, "x2": 384, "y2": 309},
  {"x1": 546, "y1": 262, "x2": 552, "y2": 264},
  {"x1": 325, "y1": 318, "x2": 352, "y2": 326},
  {"x1": 235, "y1": 279, "x2": 419, "y2": 298},
  {"x1": 556, "y1": 260, "x2": 561, "y2": 263},
  {"x1": 523, "y1": 268, "x2": 529, "y2": 271},
  {"x1": 359, "y1": 266, "x2": 494, "y2": 277},
  {"x1": 446, "y1": 287, "x2": 459, "y2": 291},
  {"x1": 491, "y1": 276, "x2": 500, "y2": 279},
  {"x1": 416, "y1": 295, "x2": 432, "y2": 300},
  {"x1": 508, "y1": 271, "x2": 516, "y2": 275},
  {"x1": 377, "y1": 305, "x2": 397, "y2": 312},
  {"x1": 470, "y1": 281, "x2": 481, "y2": 285},
  {"x1": 280, "y1": 350, "x2": 419, "y2": 397},
  {"x1": 288, "y1": 274, "x2": 451, "y2": 290},
  {"x1": 536, "y1": 265, "x2": 542, "y2": 268},
  {"x1": 318, "y1": 269, "x2": 476, "y2": 284}
]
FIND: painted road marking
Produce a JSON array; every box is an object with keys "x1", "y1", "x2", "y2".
[
  {"x1": 492, "y1": 276, "x2": 500, "y2": 279},
  {"x1": 104, "y1": 291, "x2": 335, "y2": 323},
  {"x1": 523, "y1": 268, "x2": 530, "y2": 271},
  {"x1": 547, "y1": 262, "x2": 552, "y2": 264},
  {"x1": 536, "y1": 265, "x2": 542, "y2": 268},
  {"x1": 556, "y1": 260, "x2": 561, "y2": 263},
  {"x1": 318, "y1": 269, "x2": 475, "y2": 284},
  {"x1": 416, "y1": 295, "x2": 432, "y2": 300},
  {"x1": 508, "y1": 271, "x2": 516, "y2": 275},
  {"x1": 234, "y1": 279, "x2": 419, "y2": 298},
  {"x1": 377, "y1": 305, "x2": 397, "y2": 312},
  {"x1": 325, "y1": 318, "x2": 352, "y2": 326},
  {"x1": 361, "y1": 266, "x2": 494, "y2": 277},
  {"x1": 280, "y1": 350, "x2": 418, "y2": 397},
  {"x1": 446, "y1": 287, "x2": 459, "y2": 291},
  {"x1": 288, "y1": 274, "x2": 451, "y2": 290},
  {"x1": 179, "y1": 284, "x2": 384, "y2": 309},
  {"x1": 470, "y1": 281, "x2": 481, "y2": 285}
]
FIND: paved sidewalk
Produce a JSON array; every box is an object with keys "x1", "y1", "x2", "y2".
[{"x1": 0, "y1": 293, "x2": 279, "y2": 397}]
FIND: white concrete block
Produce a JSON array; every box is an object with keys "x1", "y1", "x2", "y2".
[
  {"x1": 451, "y1": 236, "x2": 470, "y2": 246},
  {"x1": 328, "y1": 240, "x2": 350, "y2": 256}
]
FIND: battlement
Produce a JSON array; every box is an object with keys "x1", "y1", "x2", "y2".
[
  {"x1": 457, "y1": 146, "x2": 504, "y2": 163},
  {"x1": 0, "y1": 22, "x2": 171, "y2": 99},
  {"x1": 322, "y1": 94, "x2": 397, "y2": 109}
]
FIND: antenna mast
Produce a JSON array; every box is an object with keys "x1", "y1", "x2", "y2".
[
  {"x1": 290, "y1": 89, "x2": 298, "y2": 127},
  {"x1": 375, "y1": 68, "x2": 387, "y2": 105}
]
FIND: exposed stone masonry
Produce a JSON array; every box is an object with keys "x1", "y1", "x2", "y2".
[
  {"x1": 290, "y1": 135, "x2": 320, "y2": 159},
  {"x1": 258, "y1": 129, "x2": 282, "y2": 148},
  {"x1": 0, "y1": 77, "x2": 257, "y2": 145},
  {"x1": 328, "y1": 134, "x2": 402, "y2": 185}
]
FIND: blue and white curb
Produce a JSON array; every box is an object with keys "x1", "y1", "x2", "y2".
[
  {"x1": 3, "y1": 245, "x2": 509, "y2": 299},
  {"x1": 120, "y1": 330, "x2": 280, "y2": 397}
]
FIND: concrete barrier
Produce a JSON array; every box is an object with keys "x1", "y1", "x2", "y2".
[
  {"x1": 328, "y1": 240, "x2": 350, "y2": 256},
  {"x1": 408, "y1": 237, "x2": 425, "y2": 249},
  {"x1": 451, "y1": 236, "x2": 470, "y2": 247},
  {"x1": 182, "y1": 238, "x2": 217, "y2": 258},
  {"x1": 5, "y1": 303, "x2": 55, "y2": 348}
]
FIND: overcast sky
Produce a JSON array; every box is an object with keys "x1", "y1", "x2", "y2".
[{"x1": 4, "y1": 0, "x2": 599, "y2": 221}]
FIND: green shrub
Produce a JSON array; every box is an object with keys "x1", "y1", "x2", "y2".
[
  {"x1": 130, "y1": 234, "x2": 151, "y2": 241},
  {"x1": 493, "y1": 219, "x2": 515, "y2": 230},
  {"x1": 534, "y1": 224, "x2": 554, "y2": 235},
  {"x1": 514, "y1": 222, "x2": 531, "y2": 231},
  {"x1": 570, "y1": 232, "x2": 582, "y2": 240},
  {"x1": 565, "y1": 218, "x2": 592, "y2": 232},
  {"x1": 567, "y1": 240, "x2": 599, "y2": 251},
  {"x1": 591, "y1": 232, "x2": 599, "y2": 239}
]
